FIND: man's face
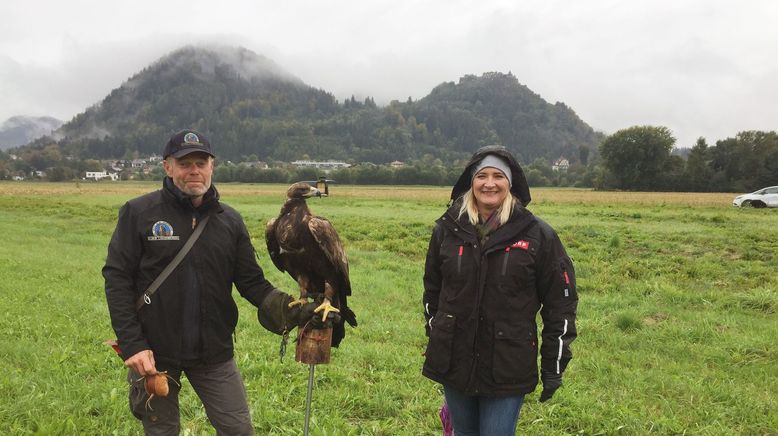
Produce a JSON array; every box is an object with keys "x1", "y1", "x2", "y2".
[{"x1": 163, "y1": 153, "x2": 214, "y2": 197}]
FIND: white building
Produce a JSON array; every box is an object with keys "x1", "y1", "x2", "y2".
[
  {"x1": 85, "y1": 171, "x2": 119, "y2": 181},
  {"x1": 552, "y1": 157, "x2": 570, "y2": 172},
  {"x1": 291, "y1": 160, "x2": 351, "y2": 170}
]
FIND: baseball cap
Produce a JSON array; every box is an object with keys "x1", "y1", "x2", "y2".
[{"x1": 163, "y1": 129, "x2": 215, "y2": 159}]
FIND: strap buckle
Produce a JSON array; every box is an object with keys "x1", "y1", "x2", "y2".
[{"x1": 143, "y1": 293, "x2": 151, "y2": 305}]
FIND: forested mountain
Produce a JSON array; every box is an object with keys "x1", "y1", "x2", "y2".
[
  {"x1": 27, "y1": 45, "x2": 602, "y2": 163},
  {"x1": 0, "y1": 116, "x2": 62, "y2": 150},
  {"x1": 412, "y1": 73, "x2": 602, "y2": 162}
]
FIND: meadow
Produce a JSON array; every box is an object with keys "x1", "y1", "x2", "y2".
[{"x1": 0, "y1": 181, "x2": 776, "y2": 435}]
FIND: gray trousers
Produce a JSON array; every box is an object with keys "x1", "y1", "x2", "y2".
[{"x1": 128, "y1": 358, "x2": 253, "y2": 435}]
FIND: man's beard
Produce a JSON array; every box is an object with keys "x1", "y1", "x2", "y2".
[{"x1": 179, "y1": 181, "x2": 210, "y2": 197}]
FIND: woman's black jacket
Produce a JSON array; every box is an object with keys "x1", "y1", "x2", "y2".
[
  {"x1": 103, "y1": 179, "x2": 276, "y2": 367},
  {"x1": 422, "y1": 201, "x2": 578, "y2": 396}
]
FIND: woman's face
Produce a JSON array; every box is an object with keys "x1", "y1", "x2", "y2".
[{"x1": 472, "y1": 167, "x2": 510, "y2": 214}]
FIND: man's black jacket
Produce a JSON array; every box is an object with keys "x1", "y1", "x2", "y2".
[{"x1": 103, "y1": 179, "x2": 275, "y2": 367}]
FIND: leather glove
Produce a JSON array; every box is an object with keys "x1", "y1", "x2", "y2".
[
  {"x1": 257, "y1": 290, "x2": 320, "y2": 334},
  {"x1": 539, "y1": 370, "x2": 563, "y2": 402},
  {"x1": 307, "y1": 304, "x2": 342, "y2": 329}
]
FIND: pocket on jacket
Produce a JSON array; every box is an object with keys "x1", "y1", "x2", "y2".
[
  {"x1": 492, "y1": 321, "x2": 535, "y2": 384},
  {"x1": 424, "y1": 313, "x2": 457, "y2": 374},
  {"x1": 497, "y1": 248, "x2": 533, "y2": 293},
  {"x1": 440, "y1": 242, "x2": 471, "y2": 285}
]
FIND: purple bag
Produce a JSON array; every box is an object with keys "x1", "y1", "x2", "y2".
[{"x1": 439, "y1": 400, "x2": 453, "y2": 436}]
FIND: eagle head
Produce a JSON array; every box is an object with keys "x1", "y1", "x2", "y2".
[{"x1": 287, "y1": 182, "x2": 320, "y2": 199}]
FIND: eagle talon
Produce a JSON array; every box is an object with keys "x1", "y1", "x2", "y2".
[
  {"x1": 287, "y1": 298, "x2": 309, "y2": 308},
  {"x1": 314, "y1": 299, "x2": 340, "y2": 322}
]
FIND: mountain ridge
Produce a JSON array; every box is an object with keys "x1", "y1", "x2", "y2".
[{"x1": 22, "y1": 45, "x2": 603, "y2": 164}]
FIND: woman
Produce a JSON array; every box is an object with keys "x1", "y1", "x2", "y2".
[{"x1": 423, "y1": 145, "x2": 578, "y2": 435}]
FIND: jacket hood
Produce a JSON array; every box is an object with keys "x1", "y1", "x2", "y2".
[{"x1": 450, "y1": 145, "x2": 531, "y2": 206}]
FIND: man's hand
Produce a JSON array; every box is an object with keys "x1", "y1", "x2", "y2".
[
  {"x1": 539, "y1": 370, "x2": 563, "y2": 402},
  {"x1": 259, "y1": 290, "x2": 335, "y2": 334},
  {"x1": 308, "y1": 306, "x2": 341, "y2": 329},
  {"x1": 124, "y1": 349, "x2": 157, "y2": 377},
  {"x1": 286, "y1": 300, "x2": 322, "y2": 327}
]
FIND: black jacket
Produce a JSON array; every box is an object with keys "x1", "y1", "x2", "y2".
[
  {"x1": 422, "y1": 202, "x2": 578, "y2": 395},
  {"x1": 423, "y1": 144, "x2": 577, "y2": 396},
  {"x1": 103, "y1": 178, "x2": 276, "y2": 367}
]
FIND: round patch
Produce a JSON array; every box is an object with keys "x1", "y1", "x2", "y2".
[
  {"x1": 183, "y1": 132, "x2": 200, "y2": 144},
  {"x1": 152, "y1": 221, "x2": 174, "y2": 237}
]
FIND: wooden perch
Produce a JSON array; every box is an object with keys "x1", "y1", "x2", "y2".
[{"x1": 295, "y1": 327, "x2": 332, "y2": 365}]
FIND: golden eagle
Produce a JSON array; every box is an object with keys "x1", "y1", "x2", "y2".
[{"x1": 265, "y1": 182, "x2": 357, "y2": 347}]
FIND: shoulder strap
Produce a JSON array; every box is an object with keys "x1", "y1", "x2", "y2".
[{"x1": 135, "y1": 215, "x2": 211, "y2": 311}]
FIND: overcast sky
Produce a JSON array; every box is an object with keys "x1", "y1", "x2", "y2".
[{"x1": 1, "y1": 0, "x2": 776, "y2": 148}]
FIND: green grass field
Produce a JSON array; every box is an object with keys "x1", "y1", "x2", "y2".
[{"x1": 0, "y1": 181, "x2": 776, "y2": 435}]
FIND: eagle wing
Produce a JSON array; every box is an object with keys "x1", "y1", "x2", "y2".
[
  {"x1": 308, "y1": 217, "x2": 351, "y2": 294},
  {"x1": 264, "y1": 217, "x2": 285, "y2": 272}
]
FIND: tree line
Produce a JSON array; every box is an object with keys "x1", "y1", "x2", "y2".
[
  {"x1": 596, "y1": 127, "x2": 778, "y2": 192},
  {"x1": 2, "y1": 126, "x2": 774, "y2": 193}
]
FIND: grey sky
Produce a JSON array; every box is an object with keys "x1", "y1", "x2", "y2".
[{"x1": 1, "y1": 0, "x2": 776, "y2": 148}]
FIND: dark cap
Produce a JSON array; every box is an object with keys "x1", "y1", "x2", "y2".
[{"x1": 163, "y1": 129, "x2": 215, "y2": 159}]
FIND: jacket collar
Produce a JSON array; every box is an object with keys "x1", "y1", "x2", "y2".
[
  {"x1": 162, "y1": 177, "x2": 220, "y2": 212},
  {"x1": 440, "y1": 199, "x2": 536, "y2": 250}
]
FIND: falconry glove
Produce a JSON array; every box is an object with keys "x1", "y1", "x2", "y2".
[
  {"x1": 257, "y1": 289, "x2": 319, "y2": 334},
  {"x1": 309, "y1": 303, "x2": 341, "y2": 329}
]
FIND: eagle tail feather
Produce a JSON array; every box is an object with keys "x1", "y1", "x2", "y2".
[{"x1": 341, "y1": 307, "x2": 357, "y2": 327}]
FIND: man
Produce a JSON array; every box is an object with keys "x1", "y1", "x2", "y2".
[{"x1": 104, "y1": 129, "x2": 316, "y2": 434}]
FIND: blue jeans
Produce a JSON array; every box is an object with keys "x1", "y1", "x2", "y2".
[{"x1": 443, "y1": 385, "x2": 524, "y2": 436}]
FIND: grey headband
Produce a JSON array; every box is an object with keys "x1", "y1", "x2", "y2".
[{"x1": 471, "y1": 154, "x2": 512, "y2": 187}]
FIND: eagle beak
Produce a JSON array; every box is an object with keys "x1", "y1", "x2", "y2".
[{"x1": 310, "y1": 186, "x2": 322, "y2": 197}]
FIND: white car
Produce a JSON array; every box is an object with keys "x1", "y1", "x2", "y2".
[{"x1": 732, "y1": 186, "x2": 778, "y2": 208}]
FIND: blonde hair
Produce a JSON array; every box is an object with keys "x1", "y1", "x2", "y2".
[{"x1": 457, "y1": 188, "x2": 516, "y2": 226}]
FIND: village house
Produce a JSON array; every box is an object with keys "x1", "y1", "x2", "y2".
[
  {"x1": 552, "y1": 157, "x2": 570, "y2": 172},
  {"x1": 131, "y1": 158, "x2": 146, "y2": 168},
  {"x1": 85, "y1": 171, "x2": 119, "y2": 181},
  {"x1": 243, "y1": 160, "x2": 269, "y2": 169},
  {"x1": 291, "y1": 160, "x2": 351, "y2": 170}
]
